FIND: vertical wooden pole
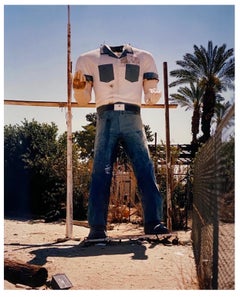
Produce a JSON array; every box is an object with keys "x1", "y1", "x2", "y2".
[
  {"x1": 163, "y1": 62, "x2": 172, "y2": 231},
  {"x1": 154, "y1": 132, "x2": 157, "y2": 174},
  {"x1": 66, "y1": 5, "x2": 73, "y2": 238}
]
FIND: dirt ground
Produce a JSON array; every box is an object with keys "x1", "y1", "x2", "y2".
[{"x1": 3, "y1": 218, "x2": 199, "y2": 290}]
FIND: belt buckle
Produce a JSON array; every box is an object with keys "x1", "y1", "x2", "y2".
[{"x1": 114, "y1": 103, "x2": 125, "y2": 111}]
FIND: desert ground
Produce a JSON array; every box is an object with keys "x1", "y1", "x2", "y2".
[{"x1": 3, "y1": 218, "x2": 199, "y2": 291}]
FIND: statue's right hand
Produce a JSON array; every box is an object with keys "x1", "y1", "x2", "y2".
[{"x1": 73, "y1": 71, "x2": 86, "y2": 89}]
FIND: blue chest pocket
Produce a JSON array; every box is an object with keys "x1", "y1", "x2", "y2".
[
  {"x1": 125, "y1": 64, "x2": 140, "y2": 82},
  {"x1": 98, "y1": 64, "x2": 114, "y2": 82}
]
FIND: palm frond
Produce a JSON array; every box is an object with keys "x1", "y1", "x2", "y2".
[{"x1": 170, "y1": 82, "x2": 204, "y2": 111}]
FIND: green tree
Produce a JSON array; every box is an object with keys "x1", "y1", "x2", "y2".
[
  {"x1": 4, "y1": 124, "x2": 30, "y2": 215},
  {"x1": 170, "y1": 41, "x2": 234, "y2": 143},
  {"x1": 4, "y1": 119, "x2": 89, "y2": 220},
  {"x1": 4, "y1": 120, "x2": 62, "y2": 216},
  {"x1": 170, "y1": 82, "x2": 204, "y2": 149},
  {"x1": 58, "y1": 132, "x2": 89, "y2": 220}
]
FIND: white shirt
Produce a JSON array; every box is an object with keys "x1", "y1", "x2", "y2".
[{"x1": 74, "y1": 44, "x2": 160, "y2": 108}]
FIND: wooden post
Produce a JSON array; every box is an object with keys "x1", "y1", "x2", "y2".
[
  {"x1": 163, "y1": 62, "x2": 172, "y2": 231},
  {"x1": 154, "y1": 132, "x2": 158, "y2": 174},
  {"x1": 4, "y1": 258, "x2": 48, "y2": 287},
  {"x1": 66, "y1": 5, "x2": 73, "y2": 238}
]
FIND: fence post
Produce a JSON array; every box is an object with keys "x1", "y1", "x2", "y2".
[{"x1": 163, "y1": 62, "x2": 172, "y2": 231}]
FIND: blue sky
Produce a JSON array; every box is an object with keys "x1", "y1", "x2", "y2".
[{"x1": 3, "y1": 2, "x2": 236, "y2": 144}]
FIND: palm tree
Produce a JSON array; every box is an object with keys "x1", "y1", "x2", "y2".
[
  {"x1": 169, "y1": 41, "x2": 234, "y2": 143},
  {"x1": 170, "y1": 82, "x2": 204, "y2": 151},
  {"x1": 213, "y1": 100, "x2": 232, "y2": 127}
]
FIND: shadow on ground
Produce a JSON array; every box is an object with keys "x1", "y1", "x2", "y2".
[{"x1": 5, "y1": 241, "x2": 148, "y2": 266}]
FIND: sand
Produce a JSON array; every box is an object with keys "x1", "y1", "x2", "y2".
[{"x1": 3, "y1": 219, "x2": 199, "y2": 290}]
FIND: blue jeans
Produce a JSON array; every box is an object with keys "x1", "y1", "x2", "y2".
[{"x1": 88, "y1": 109, "x2": 163, "y2": 228}]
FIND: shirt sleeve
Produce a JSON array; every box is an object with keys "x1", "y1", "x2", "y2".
[
  {"x1": 75, "y1": 55, "x2": 94, "y2": 83},
  {"x1": 73, "y1": 54, "x2": 93, "y2": 103},
  {"x1": 142, "y1": 52, "x2": 159, "y2": 81}
]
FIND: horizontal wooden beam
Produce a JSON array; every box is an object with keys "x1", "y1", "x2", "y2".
[{"x1": 4, "y1": 99, "x2": 178, "y2": 109}]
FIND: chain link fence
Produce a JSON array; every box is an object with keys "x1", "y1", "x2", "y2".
[{"x1": 192, "y1": 104, "x2": 235, "y2": 289}]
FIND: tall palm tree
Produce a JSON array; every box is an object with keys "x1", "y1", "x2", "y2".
[
  {"x1": 170, "y1": 82, "x2": 204, "y2": 149},
  {"x1": 169, "y1": 41, "x2": 234, "y2": 143}
]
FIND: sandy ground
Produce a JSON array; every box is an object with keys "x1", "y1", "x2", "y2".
[{"x1": 3, "y1": 218, "x2": 199, "y2": 290}]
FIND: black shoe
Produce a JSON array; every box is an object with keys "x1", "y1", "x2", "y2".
[
  {"x1": 144, "y1": 223, "x2": 170, "y2": 235},
  {"x1": 87, "y1": 226, "x2": 107, "y2": 240}
]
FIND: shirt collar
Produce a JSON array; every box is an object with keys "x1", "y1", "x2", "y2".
[{"x1": 100, "y1": 44, "x2": 133, "y2": 58}]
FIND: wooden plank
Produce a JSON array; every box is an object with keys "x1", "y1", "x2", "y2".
[{"x1": 4, "y1": 99, "x2": 178, "y2": 109}]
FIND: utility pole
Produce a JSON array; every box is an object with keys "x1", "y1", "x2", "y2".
[
  {"x1": 66, "y1": 5, "x2": 73, "y2": 238},
  {"x1": 163, "y1": 62, "x2": 172, "y2": 231}
]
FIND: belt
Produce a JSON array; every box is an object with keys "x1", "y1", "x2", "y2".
[{"x1": 97, "y1": 103, "x2": 140, "y2": 114}]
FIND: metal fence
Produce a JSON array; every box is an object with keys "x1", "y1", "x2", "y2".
[{"x1": 192, "y1": 104, "x2": 235, "y2": 289}]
